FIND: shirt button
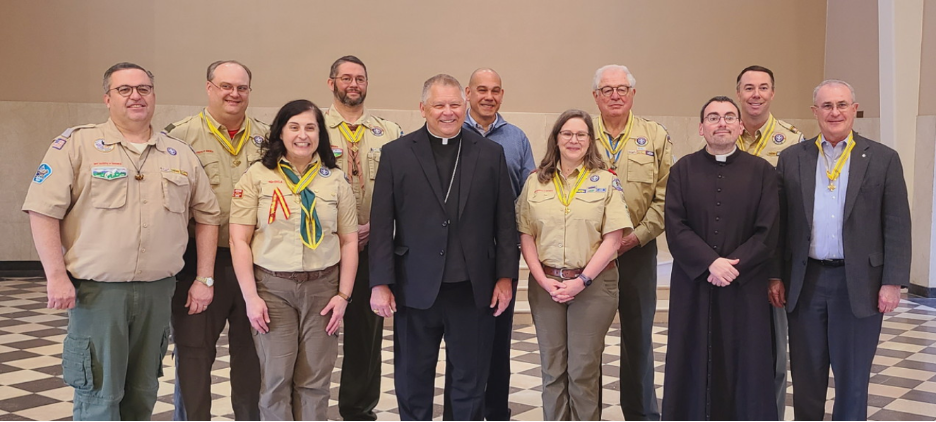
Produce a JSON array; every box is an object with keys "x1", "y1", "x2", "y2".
[
  {"x1": 439, "y1": 250, "x2": 445, "y2": 256},
  {"x1": 712, "y1": 245, "x2": 718, "y2": 249},
  {"x1": 718, "y1": 174, "x2": 724, "y2": 179},
  {"x1": 714, "y1": 230, "x2": 719, "y2": 234},
  {"x1": 142, "y1": 199, "x2": 148, "y2": 204},
  {"x1": 136, "y1": 270, "x2": 142, "y2": 274},
  {"x1": 715, "y1": 217, "x2": 721, "y2": 221},
  {"x1": 143, "y1": 223, "x2": 149, "y2": 228},
  {"x1": 558, "y1": 243, "x2": 563, "y2": 247},
  {"x1": 442, "y1": 221, "x2": 448, "y2": 227},
  {"x1": 141, "y1": 248, "x2": 146, "y2": 253},
  {"x1": 717, "y1": 188, "x2": 722, "y2": 193},
  {"x1": 716, "y1": 202, "x2": 721, "y2": 206}
]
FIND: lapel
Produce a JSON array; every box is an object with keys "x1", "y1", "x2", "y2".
[
  {"x1": 410, "y1": 127, "x2": 446, "y2": 209},
  {"x1": 457, "y1": 132, "x2": 480, "y2": 218},
  {"x1": 843, "y1": 134, "x2": 871, "y2": 222},
  {"x1": 799, "y1": 138, "x2": 819, "y2": 229}
]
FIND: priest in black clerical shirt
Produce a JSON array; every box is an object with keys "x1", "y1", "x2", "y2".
[
  {"x1": 661, "y1": 96, "x2": 780, "y2": 421},
  {"x1": 367, "y1": 74, "x2": 518, "y2": 421}
]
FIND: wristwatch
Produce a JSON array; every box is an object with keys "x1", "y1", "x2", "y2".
[
  {"x1": 578, "y1": 274, "x2": 593, "y2": 287},
  {"x1": 195, "y1": 276, "x2": 215, "y2": 287}
]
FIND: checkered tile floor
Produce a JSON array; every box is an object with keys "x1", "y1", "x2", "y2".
[{"x1": 1, "y1": 277, "x2": 936, "y2": 421}]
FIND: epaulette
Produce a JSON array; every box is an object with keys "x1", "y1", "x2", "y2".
[
  {"x1": 164, "y1": 114, "x2": 197, "y2": 133},
  {"x1": 777, "y1": 119, "x2": 800, "y2": 134},
  {"x1": 58, "y1": 124, "x2": 96, "y2": 139},
  {"x1": 373, "y1": 115, "x2": 404, "y2": 136}
]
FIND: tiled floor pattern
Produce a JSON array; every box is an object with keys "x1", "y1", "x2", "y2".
[{"x1": 1, "y1": 277, "x2": 936, "y2": 421}]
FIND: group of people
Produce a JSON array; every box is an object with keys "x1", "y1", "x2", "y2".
[{"x1": 21, "y1": 56, "x2": 909, "y2": 422}]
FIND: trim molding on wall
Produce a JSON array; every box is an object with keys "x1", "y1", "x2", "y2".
[
  {"x1": 909, "y1": 283, "x2": 936, "y2": 298},
  {"x1": 0, "y1": 261, "x2": 44, "y2": 278}
]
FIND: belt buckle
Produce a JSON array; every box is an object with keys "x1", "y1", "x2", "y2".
[{"x1": 560, "y1": 268, "x2": 576, "y2": 280}]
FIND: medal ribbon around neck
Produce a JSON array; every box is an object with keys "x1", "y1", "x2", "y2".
[
  {"x1": 201, "y1": 111, "x2": 252, "y2": 156},
  {"x1": 737, "y1": 114, "x2": 776, "y2": 157},
  {"x1": 815, "y1": 131, "x2": 856, "y2": 190},
  {"x1": 268, "y1": 187, "x2": 291, "y2": 224},
  {"x1": 277, "y1": 159, "x2": 324, "y2": 249},
  {"x1": 553, "y1": 167, "x2": 591, "y2": 210},
  {"x1": 338, "y1": 122, "x2": 366, "y2": 144},
  {"x1": 596, "y1": 111, "x2": 634, "y2": 165}
]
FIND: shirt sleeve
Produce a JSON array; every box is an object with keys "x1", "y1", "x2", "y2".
[
  {"x1": 516, "y1": 173, "x2": 536, "y2": 235},
  {"x1": 187, "y1": 152, "x2": 221, "y2": 225},
  {"x1": 602, "y1": 175, "x2": 634, "y2": 236},
  {"x1": 633, "y1": 124, "x2": 672, "y2": 246},
  {"x1": 230, "y1": 164, "x2": 260, "y2": 225},
  {"x1": 22, "y1": 136, "x2": 79, "y2": 219},
  {"x1": 335, "y1": 170, "x2": 359, "y2": 235}
]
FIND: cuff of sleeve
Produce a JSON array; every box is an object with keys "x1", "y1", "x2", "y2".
[
  {"x1": 192, "y1": 213, "x2": 221, "y2": 225},
  {"x1": 634, "y1": 226, "x2": 653, "y2": 247},
  {"x1": 22, "y1": 205, "x2": 67, "y2": 220}
]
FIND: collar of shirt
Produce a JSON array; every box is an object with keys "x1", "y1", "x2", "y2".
[
  {"x1": 464, "y1": 110, "x2": 505, "y2": 136},
  {"x1": 820, "y1": 135, "x2": 849, "y2": 160},
  {"x1": 104, "y1": 118, "x2": 166, "y2": 152},
  {"x1": 741, "y1": 113, "x2": 774, "y2": 139},
  {"x1": 203, "y1": 108, "x2": 248, "y2": 133},
  {"x1": 324, "y1": 104, "x2": 374, "y2": 129},
  {"x1": 557, "y1": 162, "x2": 586, "y2": 182}
]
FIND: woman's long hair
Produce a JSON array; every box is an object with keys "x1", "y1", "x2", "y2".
[
  {"x1": 536, "y1": 109, "x2": 606, "y2": 185},
  {"x1": 261, "y1": 99, "x2": 337, "y2": 170}
]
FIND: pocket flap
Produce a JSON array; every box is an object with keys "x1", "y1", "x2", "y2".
[
  {"x1": 394, "y1": 245, "x2": 409, "y2": 256},
  {"x1": 869, "y1": 252, "x2": 884, "y2": 267}
]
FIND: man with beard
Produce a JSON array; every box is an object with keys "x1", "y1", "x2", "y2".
[
  {"x1": 164, "y1": 60, "x2": 267, "y2": 421},
  {"x1": 324, "y1": 55, "x2": 403, "y2": 421}
]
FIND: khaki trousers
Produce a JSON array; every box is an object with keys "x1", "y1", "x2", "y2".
[
  {"x1": 529, "y1": 266, "x2": 618, "y2": 421},
  {"x1": 252, "y1": 266, "x2": 339, "y2": 421}
]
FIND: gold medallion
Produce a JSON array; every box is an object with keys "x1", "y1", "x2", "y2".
[
  {"x1": 828, "y1": 182, "x2": 835, "y2": 192},
  {"x1": 135, "y1": 174, "x2": 144, "y2": 181},
  {"x1": 233, "y1": 159, "x2": 241, "y2": 167}
]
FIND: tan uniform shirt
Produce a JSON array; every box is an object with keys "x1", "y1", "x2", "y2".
[
  {"x1": 324, "y1": 105, "x2": 402, "y2": 225},
  {"x1": 737, "y1": 114, "x2": 803, "y2": 167},
  {"x1": 165, "y1": 110, "x2": 269, "y2": 246},
  {"x1": 22, "y1": 119, "x2": 221, "y2": 282},
  {"x1": 517, "y1": 167, "x2": 633, "y2": 269},
  {"x1": 229, "y1": 158, "x2": 358, "y2": 272},
  {"x1": 593, "y1": 114, "x2": 672, "y2": 246}
]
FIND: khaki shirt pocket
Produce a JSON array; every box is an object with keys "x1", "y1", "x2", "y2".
[
  {"x1": 90, "y1": 169, "x2": 128, "y2": 209},
  {"x1": 62, "y1": 335, "x2": 94, "y2": 390},
  {"x1": 199, "y1": 154, "x2": 222, "y2": 186},
  {"x1": 626, "y1": 153, "x2": 655, "y2": 184},
  {"x1": 313, "y1": 188, "x2": 339, "y2": 233},
  {"x1": 572, "y1": 191, "x2": 605, "y2": 222},
  {"x1": 528, "y1": 189, "x2": 559, "y2": 233},
  {"x1": 161, "y1": 172, "x2": 190, "y2": 213},
  {"x1": 367, "y1": 148, "x2": 382, "y2": 180}
]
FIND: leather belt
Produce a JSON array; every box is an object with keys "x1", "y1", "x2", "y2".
[
  {"x1": 809, "y1": 258, "x2": 845, "y2": 268},
  {"x1": 542, "y1": 261, "x2": 616, "y2": 280},
  {"x1": 257, "y1": 264, "x2": 338, "y2": 282}
]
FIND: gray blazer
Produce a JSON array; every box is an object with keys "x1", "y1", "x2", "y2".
[{"x1": 777, "y1": 133, "x2": 911, "y2": 318}]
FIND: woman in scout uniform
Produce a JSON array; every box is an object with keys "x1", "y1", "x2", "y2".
[
  {"x1": 229, "y1": 99, "x2": 358, "y2": 421},
  {"x1": 517, "y1": 109, "x2": 633, "y2": 421}
]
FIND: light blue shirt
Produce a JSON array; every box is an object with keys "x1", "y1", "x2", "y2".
[
  {"x1": 464, "y1": 111, "x2": 536, "y2": 198},
  {"x1": 809, "y1": 137, "x2": 851, "y2": 259}
]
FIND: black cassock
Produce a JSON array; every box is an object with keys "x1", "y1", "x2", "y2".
[{"x1": 661, "y1": 148, "x2": 779, "y2": 421}]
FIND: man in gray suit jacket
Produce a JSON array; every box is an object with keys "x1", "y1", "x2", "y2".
[{"x1": 776, "y1": 79, "x2": 911, "y2": 420}]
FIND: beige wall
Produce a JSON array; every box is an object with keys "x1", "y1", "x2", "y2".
[
  {"x1": 825, "y1": 0, "x2": 880, "y2": 117},
  {"x1": 921, "y1": 0, "x2": 936, "y2": 115}
]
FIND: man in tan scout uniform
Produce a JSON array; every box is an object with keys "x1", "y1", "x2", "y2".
[
  {"x1": 323, "y1": 55, "x2": 402, "y2": 421},
  {"x1": 736, "y1": 64, "x2": 802, "y2": 420},
  {"x1": 164, "y1": 60, "x2": 268, "y2": 421},
  {"x1": 23, "y1": 62, "x2": 220, "y2": 421},
  {"x1": 591, "y1": 64, "x2": 672, "y2": 421}
]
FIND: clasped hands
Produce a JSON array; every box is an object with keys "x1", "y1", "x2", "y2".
[
  {"x1": 538, "y1": 277, "x2": 586, "y2": 303},
  {"x1": 708, "y1": 257, "x2": 740, "y2": 287}
]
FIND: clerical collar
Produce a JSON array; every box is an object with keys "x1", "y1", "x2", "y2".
[
  {"x1": 705, "y1": 146, "x2": 738, "y2": 162},
  {"x1": 428, "y1": 127, "x2": 462, "y2": 146}
]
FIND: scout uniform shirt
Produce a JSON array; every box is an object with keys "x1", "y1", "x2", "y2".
[
  {"x1": 22, "y1": 119, "x2": 221, "y2": 282},
  {"x1": 165, "y1": 110, "x2": 269, "y2": 246},
  {"x1": 592, "y1": 113, "x2": 672, "y2": 246},
  {"x1": 324, "y1": 105, "x2": 402, "y2": 224},
  {"x1": 737, "y1": 114, "x2": 803, "y2": 167},
  {"x1": 229, "y1": 158, "x2": 358, "y2": 272},
  {"x1": 516, "y1": 166, "x2": 633, "y2": 269}
]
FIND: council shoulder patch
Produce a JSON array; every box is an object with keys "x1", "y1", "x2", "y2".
[
  {"x1": 33, "y1": 163, "x2": 52, "y2": 183},
  {"x1": 611, "y1": 177, "x2": 623, "y2": 192}
]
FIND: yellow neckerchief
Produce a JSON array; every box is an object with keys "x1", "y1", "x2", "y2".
[
  {"x1": 338, "y1": 121, "x2": 366, "y2": 146},
  {"x1": 815, "y1": 131, "x2": 856, "y2": 192},
  {"x1": 200, "y1": 111, "x2": 251, "y2": 156},
  {"x1": 553, "y1": 165, "x2": 591, "y2": 213},
  {"x1": 737, "y1": 114, "x2": 776, "y2": 157},
  {"x1": 277, "y1": 159, "x2": 323, "y2": 249},
  {"x1": 596, "y1": 111, "x2": 634, "y2": 164}
]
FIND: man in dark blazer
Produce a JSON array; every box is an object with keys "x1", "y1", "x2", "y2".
[
  {"x1": 777, "y1": 79, "x2": 911, "y2": 421},
  {"x1": 369, "y1": 74, "x2": 519, "y2": 421}
]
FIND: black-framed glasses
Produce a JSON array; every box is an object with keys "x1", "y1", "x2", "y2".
[
  {"x1": 334, "y1": 75, "x2": 368, "y2": 85},
  {"x1": 703, "y1": 114, "x2": 739, "y2": 124},
  {"x1": 109, "y1": 84, "x2": 153, "y2": 97},
  {"x1": 597, "y1": 85, "x2": 632, "y2": 97},
  {"x1": 209, "y1": 80, "x2": 251, "y2": 94},
  {"x1": 558, "y1": 131, "x2": 590, "y2": 141}
]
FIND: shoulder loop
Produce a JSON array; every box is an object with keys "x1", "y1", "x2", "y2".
[{"x1": 59, "y1": 124, "x2": 96, "y2": 139}]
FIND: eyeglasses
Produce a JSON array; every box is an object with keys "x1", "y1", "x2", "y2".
[
  {"x1": 597, "y1": 85, "x2": 632, "y2": 97},
  {"x1": 209, "y1": 80, "x2": 251, "y2": 94},
  {"x1": 815, "y1": 101, "x2": 853, "y2": 112},
  {"x1": 335, "y1": 75, "x2": 368, "y2": 85},
  {"x1": 558, "y1": 131, "x2": 590, "y2": 141},
  {"x1": 703, "y1": 114, "x2": 739, "y2": 124},
  {"x1": 109, "y1": 84, "x2": 153, "y2": 97}
]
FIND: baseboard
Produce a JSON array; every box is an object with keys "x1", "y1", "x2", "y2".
[
  {"x1": 0, "y1": 261, "x2": 44, "y2": 278},
  {"x1": 908, "y1": 284, "x2": 936, "y2": 299}
]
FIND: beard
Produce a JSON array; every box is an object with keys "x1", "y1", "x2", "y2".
[{"x1": 335, "y1": 85, "x2": 366, "y2": 107}]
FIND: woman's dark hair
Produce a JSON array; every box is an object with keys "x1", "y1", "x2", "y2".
[
  {"x1": 261, "y1": 99, "x2": 336, "y2": 170},
  {"x1": 536, "y1": 109, "x2": 605, "y2": 184}
]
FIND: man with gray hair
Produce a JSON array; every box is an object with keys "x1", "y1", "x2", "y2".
[
  {"x1": 778, "y1": 80, "x2": 910, "y2": 420},
  {"x1": 369, "y1": 74, "x2": 518, "y2": 420},
  {"x1": 591, "y1": 64, "x2": 672, "y2": 421}
]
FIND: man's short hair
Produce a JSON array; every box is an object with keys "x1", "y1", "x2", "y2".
[
  {"x1": 329, "y1": 55, "x2": 367, "y2": 79},
  {"x1": 103, "y1": 62, "x2": 154, "y2": 93},
  {"x1": 592, "y1": 65, "x2": 637, "y2": 91},
  {"x1": 700, "y1": 96, "x2": 741, "y2": 121},
  {"x1": 736, "y1": 65, "x2": 775, "y2": 89},
  {"x1": 812, "y1": 79, "x2": 857, "y2": 104},
  {"x1": 206, "y1": 60, "x2": 253, "y2": 83},
  {"x1": 421, "y1": 74, "x2": 465, "y2": 103}
]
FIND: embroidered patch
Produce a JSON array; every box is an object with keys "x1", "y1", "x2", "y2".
[
  {"x1": 371, "y1": 127, "x2": 384, "y2": 136},
  {"x1": 94, "y1": 139, "x2": 114, "y2": 152},
  {"x1": 635, "y1": 137, "x2": 648, "y2": 146},
  {"x1": 253, "y1": 135, "x2": 264, "y2": 146},
  {"x1": 646, "y1": 151, "x2": 655, "y2": 156},
  {"x1": 319, "y1": 167, "x2": 331, "y2": 177},
  {"x1": 773, "y1": 133, "x2": 785, "y2": 145},
  {"x1": 589, "y1": 175, "x2": 600, "y2": 182},
  {"x1": 611, "y1": 177, "x2": 623, "y2": 192},
  {"x1": 91, "y1": 166, "x2": 128, "y2": 180},
  {"x1": 167, "y1": 147, "x2": 177, "y2": 156},
  {"x1": 233, "y1": 189, "x2": 243, "y2": 198},
  {"x1": 332, "y1": 146, "x2": 343, "y2": 158},
  {"x1": 52, "y1": 138, "x2": 67, "y2": 150},
  {"x1": 627, "y1": 150, "x2": 637, "y2": 154},
  {"x1": 33, "y1": 163, "x2": 52, "y2": 183}
]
